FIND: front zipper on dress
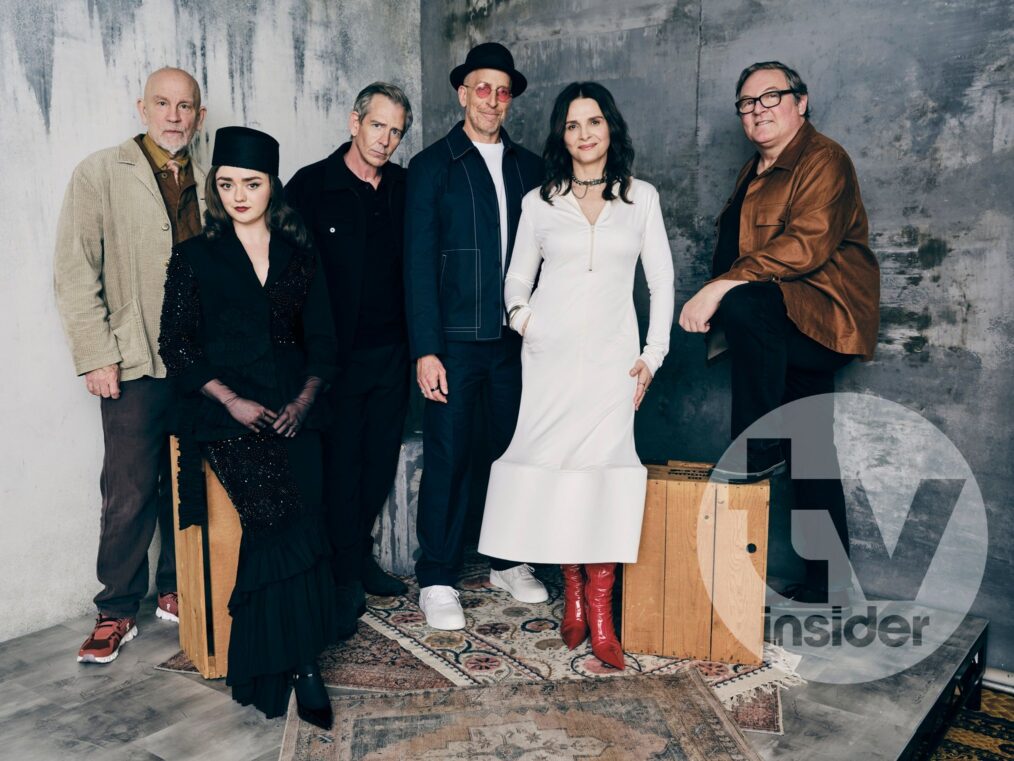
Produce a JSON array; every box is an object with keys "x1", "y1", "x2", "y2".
[{"x1": 588, "y1": 225, "x2": 596, "y2": 271}]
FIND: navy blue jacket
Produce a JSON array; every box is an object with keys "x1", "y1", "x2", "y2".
[{"x1": 404, "y1": 121, "x2": 542, "y2": 359}]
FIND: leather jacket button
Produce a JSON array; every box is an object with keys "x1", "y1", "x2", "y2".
[{"x1": 161, "y1": 222, "x2": 170, "y2": 231}]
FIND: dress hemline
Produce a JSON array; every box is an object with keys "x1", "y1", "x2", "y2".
[{"x1": 478, "y1": 460, "x2": 647, "y2": 564}]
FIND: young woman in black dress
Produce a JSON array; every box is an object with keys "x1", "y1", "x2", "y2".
[{"x1": 159, "y1": 127, "x2": 340, "y2": 728}]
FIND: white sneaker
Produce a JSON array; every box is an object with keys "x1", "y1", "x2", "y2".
[
  {"x1": 490, "y1": 565, "x2": 549, "y2": 603},
  {"x1": 419, "y1": 585, "x2": 466, "y2": 630}
]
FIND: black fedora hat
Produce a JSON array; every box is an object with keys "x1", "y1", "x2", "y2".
[
  {"x1": 449, "y1": 42, "x2": 527, "y2": 97},
  {"x1": 211, "y1": 126, "x2": 279, "y2": 176}
]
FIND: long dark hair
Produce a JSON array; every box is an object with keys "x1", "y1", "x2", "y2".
[
  {"x1": 203, "y1": 170, "x2": 312, "y2": 249},
  {"x1": 540, "y1": 82, "x2": 634, "y2": 204}
]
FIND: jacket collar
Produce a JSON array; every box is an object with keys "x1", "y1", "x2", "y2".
[
  {"x1": 118, "y1": 137, "x2": 163, "y2": 208},
  {"x1": 768, "y1": 119, "x2": 816, "y2": 173},
  {"x1": 219, "y1": 230, "x2": 293, "y2": 291},
  {"x1": 116, "y1": 136, "x2": 206, "y2": 205},
  {"x1": 323, "y1": 143, "x2": 360, "y2": 191},
  {"x1": 445, "y1": 120, "x2": 519, "y2": 161},
  {"x1": 323, "y1": 142, "x2": 404, "y2": 191}
]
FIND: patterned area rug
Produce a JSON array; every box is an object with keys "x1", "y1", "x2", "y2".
[
  {"x1": 279, "y1": 668, "x2": 762, "y2": 761},
  {"x1": 156, "y1": 622, "x2": 454, "y2": 692},
  {"x1": 929, "y1": 689, "x2": 1014, "y2": 760},
  {"x1": 158, "y1": 563, "x2": 799, "y2": 734},
  {"x1": 362, "y1": 562, "x2": 801, "y2": 734}
]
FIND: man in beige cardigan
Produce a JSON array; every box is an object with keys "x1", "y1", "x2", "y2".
[{"x1": 54, "y1": 67, "x2": 206, "y2": 663}]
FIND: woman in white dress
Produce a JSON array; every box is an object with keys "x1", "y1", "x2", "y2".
[{"x1": 478, "y1": 82, "x2": 674, "y2": 669}]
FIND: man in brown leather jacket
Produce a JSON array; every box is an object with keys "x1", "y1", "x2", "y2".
[{"x1": 680, "y1": 61, "x2": 880, "y2": 611}]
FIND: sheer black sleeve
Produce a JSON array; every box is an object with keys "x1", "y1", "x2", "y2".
[{"x1": 159, "y1": 249, "x2": 216, "y2": 393}]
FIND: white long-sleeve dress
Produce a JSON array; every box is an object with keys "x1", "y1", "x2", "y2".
[{"x1": 478, "y1": 179, "x2": 675, "y2": 563}]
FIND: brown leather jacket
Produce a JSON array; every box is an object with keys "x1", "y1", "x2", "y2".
[{"x1": 713, "y1": 121, "x2": 880, "y2": 360}]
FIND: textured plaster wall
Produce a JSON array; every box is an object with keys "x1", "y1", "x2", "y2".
[
  {"x1": 0, "y1": 0, "x2": 421, "y2": 642},
  {"x1": 420, "y1": 0, "x2": 1013, "y2": 670}
]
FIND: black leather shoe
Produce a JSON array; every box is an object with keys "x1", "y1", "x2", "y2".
[
  {"x1": 292, "y1": 663, "x2": 333, "y2": 730},
  {"x1": 767, "y1": 583, "x2": 852, "y2": 617},
  {"x1": 361, "y1": 555, "x2": 408, "y2": 597},
  {"x1": 711, "y1": 447, "x2": 787, "y2": 484}
]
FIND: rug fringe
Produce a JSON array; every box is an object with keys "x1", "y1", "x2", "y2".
[{"x1": 360, "y1": 613, "x2": 478, "y2": 687}]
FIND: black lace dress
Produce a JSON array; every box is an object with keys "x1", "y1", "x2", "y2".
[{"x1": 159, "y1": 230, "x2": 341, "y2": 718}]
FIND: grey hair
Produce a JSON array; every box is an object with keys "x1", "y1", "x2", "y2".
[
  {"x1": 352, "y1": 81, "x2": 413, "y2": 133},
  {"x1": 735, "y1": 61, "x2": 811, "y2": 119}
]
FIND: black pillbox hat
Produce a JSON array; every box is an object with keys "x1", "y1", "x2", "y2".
[{"x1": 211, "y1": 126, "x2": 280, "y2": 175}]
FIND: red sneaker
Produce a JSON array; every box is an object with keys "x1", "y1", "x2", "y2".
[
  {"x1": 156, "y1": 592, "x2": 179, "y2": 623},
  {"x1": 77, "y1": 616, "x2": 137, "y2": 663}
]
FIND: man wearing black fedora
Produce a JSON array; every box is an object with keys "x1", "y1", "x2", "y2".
[{"x1": 404, "y1": 42, "x2": 547, "y2": 629}]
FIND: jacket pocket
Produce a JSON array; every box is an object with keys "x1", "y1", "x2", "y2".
[
  {"x1": 108, "y1": 300, "x2": 150, "y2": 372},
  {"x1": 438, "y1": 248, "x2": 479, "y2": 329},
  {"x1": 755, "y1": 203, "x2": 788, "y2": 227}
]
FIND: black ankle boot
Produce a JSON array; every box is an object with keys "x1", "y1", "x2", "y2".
[
  {"x1": 292, "y1": 662, "x2": 333, "y2": 730},
  {"x1": 361, "y1": 555, "x2": 408, "y2": 596}
]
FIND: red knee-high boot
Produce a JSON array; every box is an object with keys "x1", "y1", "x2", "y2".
[
  {"x1": 560, "y1": 564, "x2": 588, "y2": 649},
  {"x1": 584, "y1": 563, "x2": 625, "y2": 669}
]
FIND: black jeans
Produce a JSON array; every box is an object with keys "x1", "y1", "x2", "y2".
[
  {"x1": 415, "y1": 335, "x2": 521, "y2": 587},
  {"x1": 95, "y1": 377, "x2": 176, "y2": 617},
  {"x1": 323, "y1": 342, "x2": 410, "y2": 585},
  {"x1": 717, "y1": 282, "x2": 855, "y2": 593}
]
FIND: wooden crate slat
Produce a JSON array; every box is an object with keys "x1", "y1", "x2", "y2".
[
  {"x1": 622, "y1": 476, "x2": 667, "y2": 654},
  {"x1": 663, "y1": 478, "x2": 715, "y2": 659},
  {"x1": 710, "y1": 483, "x2": 769, "y2": 665},
  {"x1": 169, "y1": 436, "x2": 241, "y2": 679}
]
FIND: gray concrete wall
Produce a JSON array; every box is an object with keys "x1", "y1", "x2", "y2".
[
  {"x1": 420, "y1": 0, "x2": 1013, "y2": 671},
  {"x1": 0, "y1": 0, "x2": 421, "y2": 643}
]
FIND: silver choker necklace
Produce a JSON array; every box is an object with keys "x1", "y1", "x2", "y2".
[{"x1": 571, "y1": 175, "x2": 607, "y2": 186}]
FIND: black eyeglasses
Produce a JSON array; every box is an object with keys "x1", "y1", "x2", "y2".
[{"x1": 735, "y1": 89, "x2": 797, "y2": 115}]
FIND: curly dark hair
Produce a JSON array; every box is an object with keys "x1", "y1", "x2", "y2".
[
  {"x1": 540, "y1": 81, "x2": 634, "y2": 204},
  {"x1": 203, "y1": 169, "x2": 312, "y2": 249}
]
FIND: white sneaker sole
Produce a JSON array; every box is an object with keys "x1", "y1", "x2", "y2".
[
  {"x1": 155, "y1": 607, "x2": 180, "y2": 624},
  {"x1": 419, "y1": 601, "x2": 466, "y2": 630},
  {"x1": 489, "y1": 575, "x2": 549, "y2": 604},
  {"x1": 76, "y1": 625, "x2": 138, "y2": 663}
]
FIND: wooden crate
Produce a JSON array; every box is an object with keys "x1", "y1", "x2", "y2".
[
  {"x1": 622, "y1": 460, "x2": 769, "y2": 665},
  {"x1": 169, "y1": 437, "x2": 242, "y2": 679}
]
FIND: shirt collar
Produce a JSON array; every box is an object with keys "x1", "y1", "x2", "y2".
[
  {"x1": 141, "y1": 133, "x2": 191, "y2": 170},
  {"x1": 325, "y1": 142, "x2": 389, "y2": 192},
  {"x1": 445, "y1": 120, "x2": 517, "y2": 161},
  {"x1": 768, "y1": 120, "x2": 815, "y2": 173}
]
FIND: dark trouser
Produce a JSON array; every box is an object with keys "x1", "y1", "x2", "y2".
[
  {"x1": 95, "y1": 377, "x2": 176, "y2": 618},
  {"x1": 416, "y1": 334, "x2": 522, "y2": 588},
  {"x1": 323, "y1": 342, "x2": 411, "y2": 585},
  {"x1": 718, "y1": 282, "x2": 855, "y2": 593}
]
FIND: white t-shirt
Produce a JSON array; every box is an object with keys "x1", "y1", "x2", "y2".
[{"x1": 473, "y1": 140, "x2": 509, "y2": 273}]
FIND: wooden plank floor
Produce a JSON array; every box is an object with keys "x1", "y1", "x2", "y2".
[
  {"x1": 0, "y1": 598, "x2": 987, "y2": 760},
  {"x1": 0, "y1": 599, "x2": 286, "y2": 761}
]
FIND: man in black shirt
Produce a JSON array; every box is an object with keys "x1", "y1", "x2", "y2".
[{"x1": 286, "y1": 82, "x2": 413, "y2": 634}]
